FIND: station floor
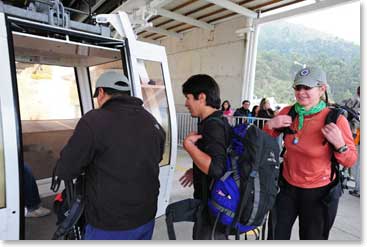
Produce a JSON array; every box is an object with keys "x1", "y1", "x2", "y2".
[{"x1": 26, "y1": 149, "x2": 361, "y2": 241}]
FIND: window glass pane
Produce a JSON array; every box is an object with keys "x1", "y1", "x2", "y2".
[
  {"x1": 0, "y1": 107, "x2": 5, "y2": 208},
  {"x1": 16, "y1": 63, "x2": 81, "y2": 179},
  {"x1": 138, "y1": 59, "x2": 171, "y2": 167},
  {"x1": 89, "y1": 60, "x2": 124, "y2": 108}
]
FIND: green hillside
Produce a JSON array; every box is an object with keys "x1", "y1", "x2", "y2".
[{"x1": 255, "y1": 21, "x2": 360, "y2": 104}]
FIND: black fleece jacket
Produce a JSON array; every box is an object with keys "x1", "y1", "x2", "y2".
[
  {"x1": 193, "y1": 110, "x2": 229, "y2": 200},
  {"x1": 55, "y1": 95, "x2": 166, "y2": 230}
]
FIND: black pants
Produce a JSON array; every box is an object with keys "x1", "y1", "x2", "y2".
[
  {"x1": 193, "y1": 206, "x2": 227, "y2": 240},
  {"x1": 274, "y1": 179, "x2": 340, "y2": 240}
]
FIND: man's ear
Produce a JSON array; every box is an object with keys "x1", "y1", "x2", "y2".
[
  {"x1": 97, "y1": 88, "x2": 104, "y2": 98},
  {"x1": 198, "y1": 93, "x2": 206, "y2": 103},
  {"x1": 320, "y1": 85, "x2": 327, "y2": 93}
]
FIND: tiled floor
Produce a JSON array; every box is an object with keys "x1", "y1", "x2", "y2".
[{"x1": 25, "y1": 149, "x2": 360, "y2": 240}]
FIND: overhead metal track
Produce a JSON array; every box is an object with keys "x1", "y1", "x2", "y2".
[
  {"x1": 77, "y1": 0, "x2": 108, "y2": 22},
  {"x1": 0, "y1": 1, "x2": 110, "y2": 36}
]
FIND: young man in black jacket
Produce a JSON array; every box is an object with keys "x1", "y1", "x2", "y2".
[
  {"x1": 179, "y1": 74, "x2": 229, "y2": 239},
  {"x1": 55, "y1": 71, "x2": 166, "y2": 240},
  {"x1": 233, "y1": 100, "x2": 251, "y2": 117}
]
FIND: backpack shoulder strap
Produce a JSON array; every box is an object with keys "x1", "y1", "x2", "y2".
[
  {"x1": 205, "y1": 116, "x2": 232, "y2": 147},
  {"x1": 325, "y1": 107, "x2": 344, "y2": 182},
  {"x1": 279, "y1": 105, "x2": 297, "y2": 157},
  {"x1": 287, "y1": 104, "x2": 297, "y2": 120},
  {"x1": 279, "y1": 105, "x2": 297, "y2": 136},
  {"x1": 325, "y1": 107, "x2": 343, "y2": 125}
]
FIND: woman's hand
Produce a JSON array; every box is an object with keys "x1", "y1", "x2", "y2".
[
  {"x1": 321, "y1": 123, "x2": 345, "y2": 149},
  {"x1": 266, "y1": 115, "x2": 293, "y2": 129},
  {"x1": 179, "y1": 168, "x2": 193, "y2": 187}
]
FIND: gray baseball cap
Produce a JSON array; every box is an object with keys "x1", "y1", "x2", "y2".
[
  {"x1": 93, "y1": 71, "x2": 130, "y2": 97},
  {"x1": 293, "y1": 67, "x2": 327, "y2": 88}
]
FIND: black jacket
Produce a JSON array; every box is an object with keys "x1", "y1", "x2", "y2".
[
  {"x1": 257, "y1": 109, "x2": 274, "y2": 129},
  {"x1": 193, "y1": 111, "x2": 229, "y2": 200},
  {"x1": 233, "y1": 107, "x2": 250, "y2": 117},
  {"x1": 55, "y1": 95, "x2": 166, "y2": 230}
]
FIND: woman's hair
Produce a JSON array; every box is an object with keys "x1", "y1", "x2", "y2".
[
  {"x1": 259, "y1": 98, "x2": 269, "y2": 110},
  {"x1": 251, "y1": 105, "x2": 259, "y2": 116},
  {"x1": 182, "y1": 74, "x2": 221, "y2": 109},
  {"x1": 221, "y1": 100, "x2": 231, "y2": 111}
]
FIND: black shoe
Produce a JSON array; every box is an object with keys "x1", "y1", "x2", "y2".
[{"x1": 349, "y1": 190, "x2": 360, "y2": 198}]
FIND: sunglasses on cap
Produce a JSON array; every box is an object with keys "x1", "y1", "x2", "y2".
[{"x1": 293, "y1": 85, "x2": 315, "y2": 91}]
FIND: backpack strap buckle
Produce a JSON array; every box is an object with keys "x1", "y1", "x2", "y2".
[{"x1": 250, "y1": 170, "x2": 257, "y2": 178}]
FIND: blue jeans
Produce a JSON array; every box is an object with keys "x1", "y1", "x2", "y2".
[
  {"x1": 24, "y1": 163, "x2": 41, "y2": 211},
  {"x1": 351, "y1": 145, "x2": 360, "y2": 192},
  {"x1": 83, "y1": 220, "x2": 155, "y2": 240}
]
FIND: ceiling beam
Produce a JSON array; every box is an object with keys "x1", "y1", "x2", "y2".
[
  {"x1": 203, "y1": 0, "x2": 257, "y2": 18},
  {"x1": 113, "y1": 0, "x2": 176, "y2": 13},
  {"x1": 112, "y1": 0, "x2": 150, "y2": 13},
  {"x1": 156, "y1": 8, "x2": 214, "y2": 30},
  {"x1": 144, "y1": 26, "x2": 184, "y2": 39},
  {"x1": 150, "y1": 0, "x2": 176, "y2": 9},
  {"x1": 255, "y1": 0, "x2": 358, "y2": 25},
  {"x1": 149, "y1": 0, "x2": 199, "y2": 22},
  {"x1": 261, "y1": 0, "x2": 305, "y2": 13}
]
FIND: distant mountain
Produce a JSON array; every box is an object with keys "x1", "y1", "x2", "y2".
[{"x1": 255, "y1": 21, "x2": 360, "y2": 104}]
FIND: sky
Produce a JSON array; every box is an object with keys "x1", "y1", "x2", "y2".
[{"x1": 285, "y1": 1, "x2": 360, "y2": 45}]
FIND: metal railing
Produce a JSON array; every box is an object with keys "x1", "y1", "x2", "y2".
[{"x1": 176, "y1": 113, "x2": 270, "y2": 147}]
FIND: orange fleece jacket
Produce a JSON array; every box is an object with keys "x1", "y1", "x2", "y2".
[{"x1": 263, "y1": 106, "x2": 357, "y2": 188}]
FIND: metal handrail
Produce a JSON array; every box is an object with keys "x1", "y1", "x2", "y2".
[{"x1": 176, "y1": 113, "x2": 270, "y2": 147}]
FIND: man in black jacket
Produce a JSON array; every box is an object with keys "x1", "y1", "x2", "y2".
[
  {"x1": 233, "y1": 100, "x2": 251, "y2": 125},
  {"x1": 233, "y1": 100, "x2": 251, "y2": 117},
  {"x1": 55, "y1": 71, "x2": 166, "y2": 240},
  {"x1": 179, "y1": 74, "x2": 229, "y2": 239}
]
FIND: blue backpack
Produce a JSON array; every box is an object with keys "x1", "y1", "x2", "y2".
[{"x1": 207, "y1": 119, "x2": 280, "y2": 238}]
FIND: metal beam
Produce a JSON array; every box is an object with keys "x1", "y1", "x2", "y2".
[
  {"x1": 77, "y1": 0, "x2": 108, "y2": 22},
  {"x1": 255, "y1": 0, "x2": 358, "y2": 25},
  {"x1": 203, "y1": 0, "x2": 257, "y2": 18},
  {"x1": 113, "y1": 0, "x2": 175, "y2": 13},
  {"x1": 156, "y1": 8, "x2": 214, "y2": 30},
  {"x1": 145, "y1": 26, "x2": 184, "y2": 39},
  {"x1": 150, "y1": 0, "x2": 176, "y2": 8},
  {"x1": 112, "y1": 0, "x2": 151, "y2": 13}
]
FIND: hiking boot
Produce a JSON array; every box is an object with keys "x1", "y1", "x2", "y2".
[
  {"x1": 349, "y1": 190, "x2": 360, "y2": 198},
  {"x1": 25, "y1": 206, "x2": 51, "y2": 218}
]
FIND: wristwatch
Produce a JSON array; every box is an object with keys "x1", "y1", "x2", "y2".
[{"x1": 336, "y1": 144, "x2": 348, "y2": 153}]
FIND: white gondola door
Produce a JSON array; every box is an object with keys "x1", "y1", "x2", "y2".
[
  {"x1": 130, "y1": 40, "x2": 178, "y2": 217},
  {"x1": 0, "y1": 12, "x2": 22, "y2": 240}
]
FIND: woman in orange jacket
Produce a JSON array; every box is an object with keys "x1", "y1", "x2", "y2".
[{"x1": 263, "y1": 67, "x2": 357, "y2": 240}]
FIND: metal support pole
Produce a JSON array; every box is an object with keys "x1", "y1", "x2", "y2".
[
  {"x1": 247, "y1": 24, "x2": 260, "y2": 102},
  {"x1": 240, "y1": 30, "x2": 252, "y2": 103}
]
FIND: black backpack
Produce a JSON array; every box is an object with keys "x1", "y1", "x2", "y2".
[
  {"x1": 165, "y1": 120, "x2": 281, "y2": 240},
  {"x1": 51, "y1": 168, "x2": 85, "y2": 240},
  {"x1": 282, "y1": 105, "x2": 348, "y2": 186},
  {"x1": 207, "y1": 118, "x2": 281, "y2": 239}
]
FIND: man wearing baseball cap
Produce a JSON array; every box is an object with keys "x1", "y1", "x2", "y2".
[
  {"x1": 55, "y1": 70, "x2": 166, "y2": 240},
  {"x1": 263, "y1": 66, "x2": 357, "y2": 240}
]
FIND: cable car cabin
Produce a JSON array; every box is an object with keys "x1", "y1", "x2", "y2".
[{"x1": 0, "y1": 2, "x2": 177, "y2": 240}]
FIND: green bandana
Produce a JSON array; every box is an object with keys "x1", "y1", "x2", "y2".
[{"x1": 294, "y1": 101, "x2": 326, "y2": 130}]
